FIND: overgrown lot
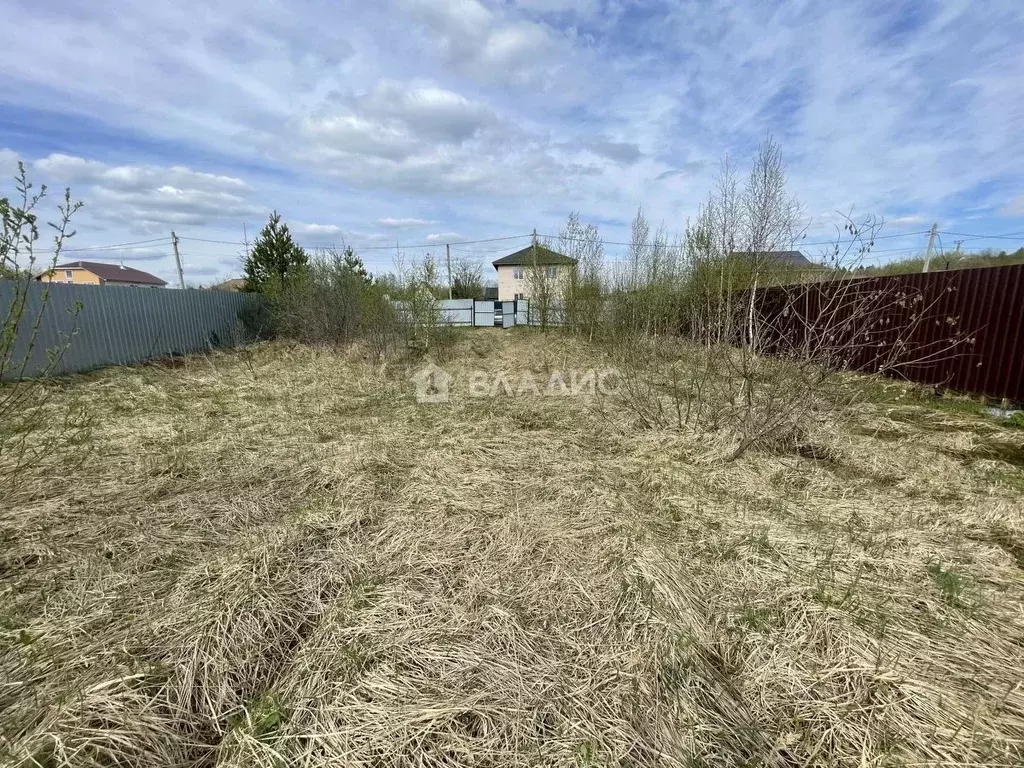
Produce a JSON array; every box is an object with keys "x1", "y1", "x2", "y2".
[{"x1": 2, "y1": 330, "x2": 1024, "y2": 767}]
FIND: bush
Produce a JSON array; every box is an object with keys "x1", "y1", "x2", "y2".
[{"x1": 260, "y1": 248, "x2": 454, "y2": 362}]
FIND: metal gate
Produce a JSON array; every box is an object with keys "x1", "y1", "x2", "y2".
[{"x1": 473, "y1": 301, "x2": 494, "y2": 327}]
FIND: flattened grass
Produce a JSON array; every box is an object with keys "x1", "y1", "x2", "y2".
[{"x1": 2, "y1": 331, "x2": 1023, "y2": 766}]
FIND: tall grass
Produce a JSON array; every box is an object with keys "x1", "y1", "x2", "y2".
[{"x1": 3, "y1": 335, "x2": 1023, "y2": 767}]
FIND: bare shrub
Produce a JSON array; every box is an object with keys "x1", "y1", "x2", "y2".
[
  {"x1": 449, "y1": 256, "x2": 483, "y2": 300},
  {"x1": 0, "y1": 163, "x2": 90, "y2": 488},
  {"x1": 605, "y1": 208, "x2": 690, "y2": 339},
  {"x1": 397, "y1": 253, "x2": 455, "y2": 356},
  {"x1": 522, "y1": 234, "x2": 578, "y2": 331},
  {"x1": 560, "y1": 212, "x2": 605, "y2": 341},
  {"x1": 594, "y1": 137, "x2": 967, "y2": 460}
]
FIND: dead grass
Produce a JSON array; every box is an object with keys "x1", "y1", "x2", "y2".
[{"x1": 2, "y1": 330, "x2": 1023, "y2": 766}]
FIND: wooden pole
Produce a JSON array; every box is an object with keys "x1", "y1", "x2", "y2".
[
  {"x1": 446, "y1": 243, "x2": 452, "y2": 300},
  {"x1": 922, "y1": 223, "x2": 938, "y2": 274},
  {"x1": 171, "y1": 231, "x2": 185, "y2": 289}
]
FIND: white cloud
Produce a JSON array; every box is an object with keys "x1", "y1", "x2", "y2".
[
  {"x1": 36, "y1": 154, "x2": 251, "y2": 194},
  {"x1": 292, "y1": 222, "x2": 344, "y2": 242},
  {"x1": 1001, "y1": 196, "x2": 1024, "y2": 217},
  {"x1": 294, "y1": 77, "x2": 592, "y2": 197},
  {"x1": 33, "y1": 154, "x2": 260, "y2": 231},
  {"x1": 425, "y1": 232, "x2": 463, "y2": 243},
  {"x1": 585, "y1": 140, "x2": 643, "y2": 165},
  {"x1": 885, "y1": 215, "x2": 929, "y2": 228},
  {"x1": 360, "y1": 81, "x2": 494, "y2": 142},
  {"x1": 0, "y1": 147, "x2": 21, "y2": 175},
  {"x1": 378, "y1": 217, "x2": 436, "y2": 228},
  {"x1": 301, "y1": 114, "x2": 417, "y2": 161},
  {"x1": 403, "y1": 0, "x2": 562, "y2": 87},
  {"x1": 293, "y1": 222, "x2": 342, "y2": 234},
  {"x1": 514, "y1": 0, "x2": 600, "y2": 13}
]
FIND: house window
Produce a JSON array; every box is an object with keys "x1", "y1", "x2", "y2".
[
  {"x1": 514, "y1": 292, "x2": 524, "y2": 300},
  {"x1": 513, "y1": 267, "x2": 524, "y2": 280},
  {"x1": 545, "y1": 267, "x2": 557, "y2": 279},
  {"x1": 64, "y1": 270, "x2": 74, "y2": 280}
]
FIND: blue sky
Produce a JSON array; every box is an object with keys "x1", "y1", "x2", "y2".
[{"x1": 1, "y1": 0, "x2": 1022, "y2": 284}]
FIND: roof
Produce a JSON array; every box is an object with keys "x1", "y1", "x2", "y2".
[
  {"x1": 729, "y1": 250, "x2": 814, "y2": 268},
  {"x1": 212, "y1": 278, "x2": 246, "y2": 292},
  {"x1": 492, "y1": 245, "x2": 577, "y2": 268},
  {"x1": 49, "y1": 261, "x2": 168, "y2": 286}
]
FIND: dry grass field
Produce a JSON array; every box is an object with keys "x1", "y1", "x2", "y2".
[{"x1": 2, "y1": 329, "x2": 1024, "y2": 767}]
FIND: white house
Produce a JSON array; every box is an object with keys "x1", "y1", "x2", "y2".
[{"x1": 491, "y1": 245, "x2": 577, "y2": 302}]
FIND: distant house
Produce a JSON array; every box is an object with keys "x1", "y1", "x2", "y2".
[
  {"x1": 729, "y1": 250, "x2": 815, "y2": 269},
  {"x1": 37, "y1": 261, "x2": 168, "y2": 288},
  {"x1": 212, "y1": 278, "x2": 246, "y2": 292},
  {"x1": 492, "y1": 245, "x2": 577, "y2": 301}
]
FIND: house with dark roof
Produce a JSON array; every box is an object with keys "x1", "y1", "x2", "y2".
[
  {"x1": 212, "y1": 278, "x2": 246, "y2": 292},
  {"x1": 728, "y1": 250, "x2": 815, "y2": 269},
  {"x1": 492, "y1": 245, "x2": 577, "y2": 301},
  {"x1": 37, "y1": 261, "x2": 168, "y2": 288}
]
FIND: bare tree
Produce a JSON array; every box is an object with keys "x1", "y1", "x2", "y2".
[
  {"x1": 525, "y1": 235, "x2": 560, "y2": 331},
  {"x1": 450, "y1": 257, "x2": 484, "y2": 300},
  {"x1": 560, "y1": 212, "x2": 604, "y2": 340}
]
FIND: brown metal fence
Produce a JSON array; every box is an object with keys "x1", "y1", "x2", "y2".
[{"x1": 754, "y1": 264, "x2": 1024, "y2": 403}]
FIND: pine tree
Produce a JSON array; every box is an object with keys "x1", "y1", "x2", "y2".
[
  {"x1": 341, "y1": 246, "x2": 372, "y2": 287},
  {"x1": 243, "y1": 211, "x2": 308, "y2": 292}
]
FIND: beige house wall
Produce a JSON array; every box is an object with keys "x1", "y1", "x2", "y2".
[
  {"x1": 38, "y1": 268, "x2": 101, "y2": 285},
  {"x1": 495, "y1": 264, "x2": 572, "y2": 301},
  {"x1": 37, "y1": 268, "x2": 165, "y2": 287}
]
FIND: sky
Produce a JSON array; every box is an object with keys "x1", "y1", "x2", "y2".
[{"x1": 1, "y1": 0, "x2": 1022, "y2": 285}]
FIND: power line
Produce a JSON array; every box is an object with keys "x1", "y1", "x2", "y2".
[
  {"x1": 449, "y1": 243, "x2": 533, "y2": 255},
  {"x1": 306, "y1": 234, "x2": 534, "y2": 251},
  {"x1": 938, "y1": 230, "x2": 1024, "y2": 241},
  {"x1": 180, "y1": 233, "x2": 535, "y2": 251},
  {"x1": 537, "y1": 229, "x2": 932, "y2": 248},
  {"x1": 63, "y1": 237, "x2": 172, "y2": 252},
  {"x1": 33, "y1": 239, "x2": 173, "y2": 255},
  {"x1": 796, "y1": 230, "x2": 931, "y2": 247},
  {"x1": 178, "y1": 236, "x2": 244, "y2": 245}
]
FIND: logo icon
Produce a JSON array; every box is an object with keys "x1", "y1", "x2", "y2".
[{"x1": 411, "y1": 363, "x2": 451, "y2": 404}]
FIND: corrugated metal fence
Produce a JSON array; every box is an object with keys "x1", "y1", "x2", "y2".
[
  {"x1": 755, "y1": 264, "x2": 1024, "y2": 402},
  {"x1": 1, "y1": 280, "x2": 263, "y2": 379}
]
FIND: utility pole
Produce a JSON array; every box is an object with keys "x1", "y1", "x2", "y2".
[
  {"x1": 446, "y1": 243, "x2": 452, "y2": 300},
  {"x1": 171, "y1": 231, "x2": 185, "y2": 289},
  {"x1": 922, "y1": 222, "x2": 938, "y2": 273}
]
